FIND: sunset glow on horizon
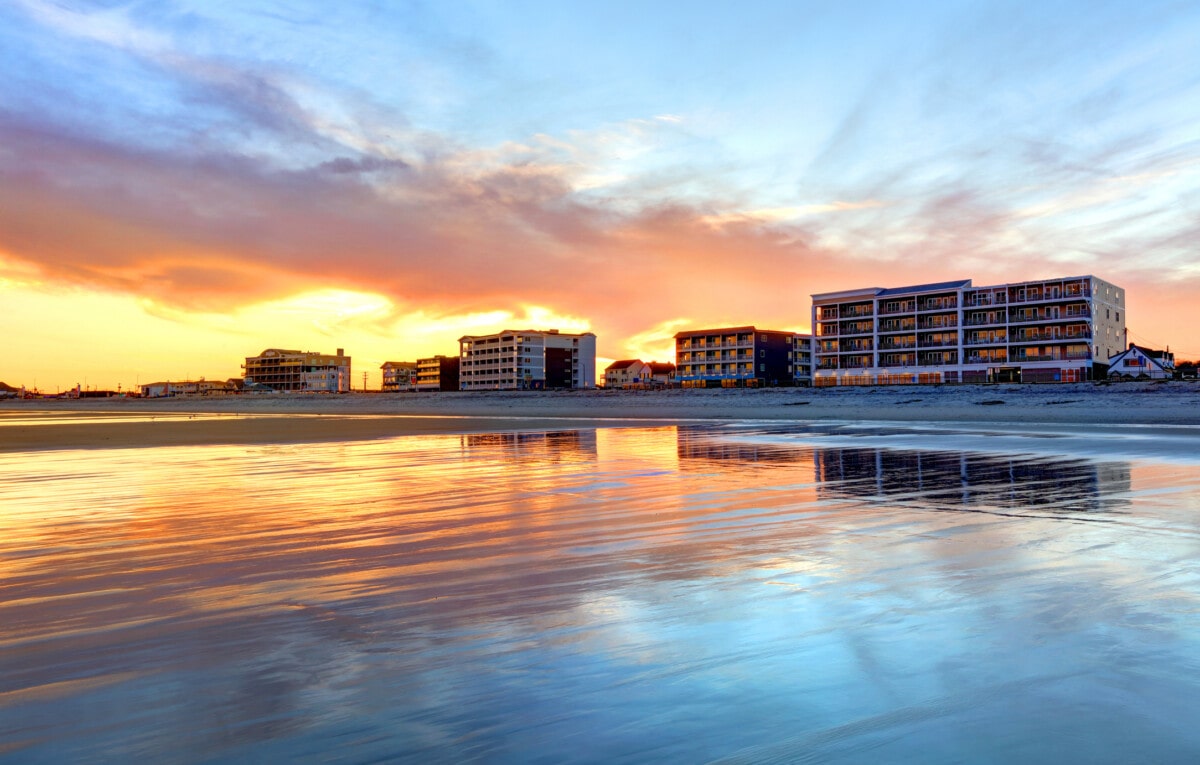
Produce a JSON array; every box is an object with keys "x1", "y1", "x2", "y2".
[{"x1": 5, "y1": 1, "x2": 1200, "y2": 391}]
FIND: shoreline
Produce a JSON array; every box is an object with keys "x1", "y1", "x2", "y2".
[{"x1": 4, "y1": 381, "x2": 1200, "y2": 452}]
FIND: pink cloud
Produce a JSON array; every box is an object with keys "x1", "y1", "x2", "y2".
[{"x1": 3, "y1": 111, "x2": 1198, "y2": 361}]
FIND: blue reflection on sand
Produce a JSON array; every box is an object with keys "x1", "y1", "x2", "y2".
[{"x1": 2, "y1": 422, "x2": 1199, "y2": 763}]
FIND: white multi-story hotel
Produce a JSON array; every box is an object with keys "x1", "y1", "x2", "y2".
[
  {"x1": 811, "y1": 276, "x2": 1125, "y2": 385},
  {"x1": 459, "y1": 330, "x2": 597, "y2": 390},
  {"x1": 243, "y1": 348, "x2": 351, "y2": 392}
]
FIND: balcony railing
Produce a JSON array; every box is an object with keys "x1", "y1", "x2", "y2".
[
  {"x1": 1011, "y1": 331, "x2": 1093, "y2": 343},
  {"x1": 1012, "y1": 351, "x2": 1094, "y2": 362},
  {"x1": 839, "y1": 323, "x2": 874, "y2": 336},
  {"x1": 963, "y1": 294, "x2": 1007, "y2": 307},
  {"x1": 964, "y1": 315, "x2": 1006, "y2": 326},
  {"x1": 917, "y1": 300, "x2": 958, "y2": 312},
  {"x1": 1009, "y1": 308, "x2": 1092, "y2": 323},
  {"x1": 1009, "y1": 285, "x2": 1091, "y2": 303}
]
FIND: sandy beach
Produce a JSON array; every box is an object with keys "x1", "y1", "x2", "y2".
[
  {"x1": 6, "y1": 390, "x2": 1200, "y2": 761},
  {"x1": 3, "y1": 380, "x2": 1199, "y2": 452}
]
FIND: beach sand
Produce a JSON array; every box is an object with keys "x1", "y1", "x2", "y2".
[{"x1": 3, "y1": 380, "x2": 1199, "y2": 451}]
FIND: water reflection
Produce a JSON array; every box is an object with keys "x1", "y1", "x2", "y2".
[
  {"x1": 678, "y1": 425, "x2": 1131, "y2": 516},
  {"x1": 2, "y1": 424, "x2": 1198, "y2": 763},
  {"x1": 461, "y1": 429, "x2": 598, "y2": 461},
  {"x1": 813, "y1": 448, "x2": 1132, "y2": 516}
]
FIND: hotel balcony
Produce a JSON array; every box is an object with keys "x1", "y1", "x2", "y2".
[
  {"x1": 964, "y1": 354, "x2": 1008, "y2": 365},
  {"x1": 964, "y1": 335, "x2": 1008, "y2": 346},
  {"x1": 1011, "y1": 330, "x2": 1092, "y2": 343},
  {"x1": 877, "y1": 302, "x2": 916, "y2": 315},
  {"x1": 917, "y1": 338, "x2": 959, "y2": 348},
  {"x1": 916, "y1": 299, "x2": 958, "y2": 312},
  {"x1": 1008, "y1": 282, "x2": 1090, "y2": 304},
  {"x1": 916, "y1": 317, "x2": 958, "y2": 330},
  {"x1": 838, "y1": 322, "x2": 875, "y2": 336},
  {"x1": 1011, "y1": 350, "x2": 1093, "y2": 362},
  {"x1": 962, "y1": 293, "x2": 1007, "y2": 307},
  {"x1": 963, "y1": 315, "x2": 1007, "y2": 327},
  {"x1": 1008, "y1": 307, "x2": 1091, "y2": 324}
]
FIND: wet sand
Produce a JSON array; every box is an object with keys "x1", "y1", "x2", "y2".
[
  {"x1": 4, "y1": 423, "x2": 1199, "y2": 761},
  {"x1": 3, "y1": 380, "x2": 1199, "y2": 451}
]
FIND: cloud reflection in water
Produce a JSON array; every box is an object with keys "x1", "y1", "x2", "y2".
[{"x1": 1, "y1": 424, "x2": 1198, "y2": 762}]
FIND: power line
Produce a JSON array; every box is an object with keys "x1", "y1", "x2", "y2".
[{"x1": 1128, "y1": 328, "x2": 1199, "y2": 359}]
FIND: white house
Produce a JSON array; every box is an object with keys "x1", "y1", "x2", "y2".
[{"x1": 1107, "y1": 344, "x2": 1174, "y2": 380}]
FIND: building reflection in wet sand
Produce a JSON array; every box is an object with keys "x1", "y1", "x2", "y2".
[
  {"x1": 1, "y1": 424, "x2": 1197, "y2": 763},
  {"x1": 677, "y1": 425, "x2": 1131, "y2": 516},
  {"x1": 461, "y1": 429, "x2": 598, "y2": 461},
  {"x1": 814, "y1": 448, "x2": 1131, "y2": 515}
]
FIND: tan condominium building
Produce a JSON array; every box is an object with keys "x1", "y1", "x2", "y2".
[
  {"x1": 243, "y1": 348, "x2": 351, "y2": 392},
  {"x1": 811, "y1": 275, "x2": 1125, "y2": 386},
  {"x1": 416, "y1": 355, "x2": 461, "y2": 391},
  {"x1": 459, "y1": 329, "x2": 597, "y2": 390},
  {"x1": 675, "y1": 326, "x2": 813, "y2": 387}
]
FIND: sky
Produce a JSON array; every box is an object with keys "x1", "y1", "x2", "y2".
[{"x1": 3, "y1": 0, "x2": 1200, "y2": 391}]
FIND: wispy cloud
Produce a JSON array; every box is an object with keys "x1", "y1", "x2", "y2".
[{"x1": 4, "y1": 0, "x2": 1200, "y2": 369}]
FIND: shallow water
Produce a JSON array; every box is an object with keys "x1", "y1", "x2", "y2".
[{"x1": 2, "y1": 423, "x2": 1199, "y2": 763}]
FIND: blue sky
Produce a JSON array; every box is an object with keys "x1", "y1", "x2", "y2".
[{"x1": 3, "y1": 0, "x2": 1200, "y2": 386}]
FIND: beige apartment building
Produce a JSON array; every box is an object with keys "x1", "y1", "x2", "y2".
[
  {"x1": 380, "y1": 361, "x2": 418, "y2": 392},
  {"x1": 243, "y1": 348, "x2": 351, "y2": 392},
  {"x1": 459, "y1": 330, "x2": 596, "y2": 390},
  {"x1": 416, "y1": 355, "x2": 460, "y2": 391}
]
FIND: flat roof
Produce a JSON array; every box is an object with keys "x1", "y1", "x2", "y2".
[
  {"x1": 810, "y1": 287, "x2": 882, "y2": 301},
  {"x1": 459, "y1": 329, "x2": 596, "y2": 341},
  {"x1": 673, "y1": 326, "x2": 795, "y2": 338},
  {"x1": 876, "y1": 279, "x2": 972, "y2": 296}
]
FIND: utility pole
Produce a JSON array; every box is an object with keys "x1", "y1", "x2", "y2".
[{"x1": 362, "y1": 371, "x2": 368, "y2": 391}]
